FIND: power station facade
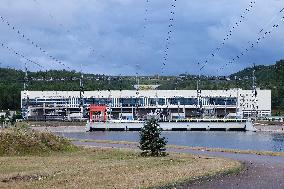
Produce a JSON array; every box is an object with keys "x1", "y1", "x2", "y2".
[{"x1": 21, "y1": 89, "x2": 271, "y2": 121}]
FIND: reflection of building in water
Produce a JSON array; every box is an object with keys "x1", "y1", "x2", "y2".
[{"x1": 21, "y1": 89, "x2": 271, "y2": 121}]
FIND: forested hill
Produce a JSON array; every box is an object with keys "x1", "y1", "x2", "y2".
[
  {"x1": 231, "y1": 60, "x2": 284, "y2": 113},
  {"x1": 0, "y1": 60, "x2": 283, "y2": 114}
]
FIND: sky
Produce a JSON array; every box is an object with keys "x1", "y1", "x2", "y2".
[{"x1": 0, "y1": 0, "x2": 283, "y2": 76}]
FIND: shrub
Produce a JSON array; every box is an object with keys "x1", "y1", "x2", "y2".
[{"x1": 0, "y1": 127, "x2": 77, "y2": 156}]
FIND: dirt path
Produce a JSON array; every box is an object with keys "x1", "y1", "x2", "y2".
[{"x1": 73, "y1": 141, "x2": 284, "y2": 189}]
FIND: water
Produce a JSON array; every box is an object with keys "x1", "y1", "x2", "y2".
[{"x1": 57, "y1": 131, "x2": 284, "y2": 152}]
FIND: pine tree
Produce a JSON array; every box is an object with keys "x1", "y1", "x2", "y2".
[{"x1": 139, "y1": 118, "x2": 167, "y2": 157}]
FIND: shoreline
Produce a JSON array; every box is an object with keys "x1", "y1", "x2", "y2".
[
  {"x1": 31, "y1": 126, "x2": 284, "y2": 157},
  {"x1": 72, "y1": 139, "x2": 284, "y2": 157}
]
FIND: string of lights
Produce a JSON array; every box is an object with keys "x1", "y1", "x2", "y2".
[
  {"x1": 161, "y1": 0, "x2": 178, "y2": 74},
  {"x1": 200, "y1": 1, "x2": 257, "y2": 71},
  {"x1": 0, "y1": 15, "x2": 71, "y2": 70},
  {"x1": 31, "y1": 0, "x2": 99, "y2": 58},
  {"x1": 218, "y1": 8, "x2": 284, "y2": 72},
  {"x1": 136, "y1": 0, "x2": 151, "y2": 79},
  {"x1": 0, "y1": 42, "x2": 44, "y2": 69}
]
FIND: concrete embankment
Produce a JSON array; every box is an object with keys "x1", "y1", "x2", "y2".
[
  {"x1": 33, "y1": 126, "x2": 86, "y2": 133},
  {"x1": 33, "y1": 124, "x2": 284, "y2": 133},
  {"x1": 254, "y1": 122, "x2": 284, "y2": 133},
  {"x1": 26, "y1": 121, "x2": 86, "y2": 127},
  {"x1": 24, "y1": 120, "x2": 284, "y2": 133}
]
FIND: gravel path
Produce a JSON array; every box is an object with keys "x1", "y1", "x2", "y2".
[{"x1": 73, "y1": 141, "x2": 284, "y2": 189}]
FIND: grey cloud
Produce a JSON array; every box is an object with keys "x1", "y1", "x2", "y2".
[{"x1": 0, "y1": 0, "x2": 283, "y2": 75}]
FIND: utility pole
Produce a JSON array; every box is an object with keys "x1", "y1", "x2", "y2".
[
  {"x1": 135, "y1": 64, "x2": 140, "y2": 120},
  {"x1": 79, "y1": 64, "x2": 85, "y2": 119},
  {"x1": 22, "y1": 62, "x2": 29, "y2": 120},
  {"x1": 24, "y1": 62, "x2": 28, "y2": 91},
  {"x1": 196, "y1": 63, "x2": 202, "y2": 118},
  {"x1": 136, "y1": 64, "x2": 140, "y2": 90},
  {"x1": 252, "y1": 63, "x2": 258, "y2": 119},
  {"x1": 252, "y1": 66, "x2": 256, "y2": 92}
]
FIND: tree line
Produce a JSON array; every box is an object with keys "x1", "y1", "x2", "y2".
[{"x1": 0, "y1": 60, "x2": 283, "y2": 114}]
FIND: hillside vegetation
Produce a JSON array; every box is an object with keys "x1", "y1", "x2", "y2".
[
  {"x1": 0, "y1": 60, "x2": 283, "y2": 113},
  {"x1": 0, "y1": 126, "x2": 77, "y2": 156}
]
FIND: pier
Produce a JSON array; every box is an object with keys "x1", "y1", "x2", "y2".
[{"x1": 86, "y1": 119, "x2": 256, "y2": 132}]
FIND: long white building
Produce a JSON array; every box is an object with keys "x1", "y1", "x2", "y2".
[{"x1": 21, "y1": 89, "x2": 271, "y2": 121}]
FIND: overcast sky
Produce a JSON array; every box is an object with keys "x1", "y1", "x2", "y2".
[{"x1": 0, "y1": 0, "x2": 283, "y2": 76}]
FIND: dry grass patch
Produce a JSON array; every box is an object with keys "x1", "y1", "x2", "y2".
[
  {"x1": 167, "y1": 145, "x2": 284, "y2": 157},
  {"x1": 0, "y1": 128, "x2": 77, "y2": 156},
  {"x1": 0, "y1": 148, "x2": 241, "y2": 189}
]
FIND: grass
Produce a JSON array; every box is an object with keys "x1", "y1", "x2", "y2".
[
  {"x1": 0, "y1": 147, "x2": 241, "y2": 189},
  {"x1": 0, "y1": 128, "x2": 242, "y2": 188},
  {"x1": 157, "y1": 161, "x2": 245, "y2": 189},
  {"x1": 0, "y1": 127, "x2": 78, "y2": 156},
  {"x1": 167, "y1": 145, "x2": 284, "y2": 157},
  {"x1": 73, "y1": 139, "x2": 284, "y2": 157}
]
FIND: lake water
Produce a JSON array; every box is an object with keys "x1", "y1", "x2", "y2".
[{"x1": 57, "y1": 131, "x2": 284, "y2": 152}]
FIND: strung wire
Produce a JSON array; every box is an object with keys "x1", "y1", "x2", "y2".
[
  {"x1": 258, "y1": 7, "x2": 284, "y2": 34},
  {"x1": 161, "y1": 0, "x2": 178, "y2": 75},
  {"x1": 218, "y1": 11, "x2": 284, "y2": 72},
  {"x1": 136, "y1": 0, "x2": 151, "y2": 80},
  {"x1": 31, "y1": 0, "x2": 100, "y2": 58},
  {"x1": 0, "y1": 42, "x2": 44, "y2": 69},
  {"x1": 139, "y1": 0, "x2": 151, "y2": 49},
  {"x1": 0, "y1": 60, "x2": 16, "y2": 70},
  {"x1": 141, "y1": 0, "x2": 151, "y2": 38},
  {"x1": 200, "y1": 1, "x2": 257, "y2": 71},
  {"x1": 0, "y1": 15, "x2": 71, "y2": 70}
]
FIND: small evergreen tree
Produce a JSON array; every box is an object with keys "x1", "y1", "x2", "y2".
[{"x1": 139, "y1": 118, "x2": 167, "y2": 157}]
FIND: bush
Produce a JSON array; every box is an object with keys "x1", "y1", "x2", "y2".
[
  {"x1": 139, "y1": 118, "x2": 167, "y2": 157},
  {"x1": 0, "y1": 127, "x2": 78, "y2": 156}
]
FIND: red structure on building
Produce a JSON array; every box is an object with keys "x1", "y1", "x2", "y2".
[{"x1": 89, "y1": 105, "x2": 107, "y2": 122}]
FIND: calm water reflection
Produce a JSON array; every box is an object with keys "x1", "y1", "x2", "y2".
[{"x1": 57, "y1": 131, "x2": 284, "y2": 152}]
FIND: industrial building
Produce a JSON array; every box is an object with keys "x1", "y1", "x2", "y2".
[{"x1": 21, "y1": 89, "x2": 271, "y2": 121}]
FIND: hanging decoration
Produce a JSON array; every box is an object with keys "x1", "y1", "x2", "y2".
[
  {"x1": 218, "y1": 8, "x2": 284, "y2": 72},
  {"x1": 0, "y1": 15, "x2": 71, "y2": 70},
  {"x1": 200, "y1": 1, "x2": 257, "y2": 71},
  {"x1": 32, "y1": 0, "x2": 101, "y2": 58},
  {"x1": 0, "y1": 42, "x2": 44, "y2": 69},
  {"x1": 136, "y1": 0, "x2": 151, "y2": 80},
  {"x1": 161, "y1": 0, "x2": 178, "y2": 75}
]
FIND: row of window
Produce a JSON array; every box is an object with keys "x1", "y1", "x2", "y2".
[{"x1": 23, "y1": 97, "x2": 237, "y2": 107}]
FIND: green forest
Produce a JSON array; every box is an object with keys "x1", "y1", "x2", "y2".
[{"x1": 0, "y1": 60, "x2": 283, "y2": 114}]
